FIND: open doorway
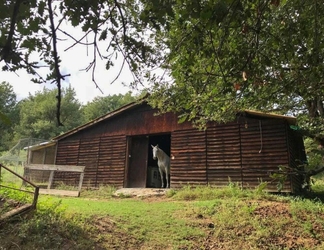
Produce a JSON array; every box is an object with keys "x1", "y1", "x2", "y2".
[{"x1": 147, "y1": 133, "x2": 171, "y2": 188}]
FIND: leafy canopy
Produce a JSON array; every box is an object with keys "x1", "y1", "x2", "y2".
[
  {"x1": 15, "y1": 87, "x2": 83, "y2": 140},
  {"x1": 0, "y1": 0, "x2": 158, "y2": 125},
  {"x1": 81, "y1": 92, "x2": 137, "y2": 122},
  {"x1": 145, "y1": 1, "x2": 324, "y2": 143},
  {"x1": 0, "y1": 81, "x2": 19, "y2": 151},
  {"x1": 1, "y1": 0, "x2": 324, "y2": 148}
]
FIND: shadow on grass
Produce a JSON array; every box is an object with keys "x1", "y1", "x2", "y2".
[
  {"x1": 301, "y1": 190, "x2": 324, "y2": 202},
  {"x1": 0, "y1": 213, "x2": 106, "y2": 250}
]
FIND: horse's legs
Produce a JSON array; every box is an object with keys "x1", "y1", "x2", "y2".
[
  {"x1": 165, "y1": 168, "x2": 169, "y2": 188},
  {"x1": 159, "y1": 168, "x2": 164, "y2": 188}
]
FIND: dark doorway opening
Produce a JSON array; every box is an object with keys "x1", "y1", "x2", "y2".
[{"x1": 147, "y1": 134, "x2": 171, "y2": 188}]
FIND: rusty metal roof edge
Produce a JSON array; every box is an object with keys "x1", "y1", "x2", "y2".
[
  {"x1": 52, "y1": 97, "x2": 147, "y2": 141},
  {"x1": 23, "y1": 140, "x2": 57, "y2": 151},
  {"x1": 242, "y1": 110, "x2": 297, "y2": 125}
]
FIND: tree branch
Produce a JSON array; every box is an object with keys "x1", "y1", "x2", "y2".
[
  {"x1": 0, "y1": 0, "x2": 22, "y2": 62},
  {"x1": 48, "y1": 0, "x2": 64, "y2": 126}
]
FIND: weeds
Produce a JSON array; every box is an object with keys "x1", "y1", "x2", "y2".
[{"x1": 167, "y1": 182, "x2": 271, "y2": 201}]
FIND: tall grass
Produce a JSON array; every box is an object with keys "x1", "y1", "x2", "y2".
[{"x1": 166, "y1": 182, "x2": 273, "y2": 201}]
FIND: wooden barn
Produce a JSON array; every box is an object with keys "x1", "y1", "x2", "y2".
[{"x1": 27, "y1": 99, "x2": 306, "y2": 193}]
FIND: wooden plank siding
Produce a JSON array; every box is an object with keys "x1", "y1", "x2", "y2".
[
  {"x1": 55, "y1": 135, "x2": 126, "y2": 188},
  {"x1": 240, "y1": 119, "x2": 291, "y2": 191},
  {"x1": 171, "y1": 129, "x2": 207, "y2": 187},
  {"x1": 207, "y1": 123, "x2": 242, "y2": 186},
  {"x1": 55, "y1": 140, "x2": 81, "y2": 187},
  {"x1": 50, "y1": 104, "x2": 304, "y2": 192},
  {"x1": 96, "y1": 135, "x2": 126, "y2": 187},
  {"x1": 77, "y1": 137, "x2": 100, "y2": 187}
]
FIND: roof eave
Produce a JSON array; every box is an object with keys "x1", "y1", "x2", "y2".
[{"x1": 52, "y1": 98, "x2": 147, "y2": 141}]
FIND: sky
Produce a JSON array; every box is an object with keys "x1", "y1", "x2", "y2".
[
  {"x1": 1, "y1": 19, "x2": 146, "y2": 104},
  {"x1": 1, "y1": 48, "x2": 139, "y2": 104}
]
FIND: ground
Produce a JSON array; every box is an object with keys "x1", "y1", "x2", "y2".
[
  {"x1": 113, "y1": 188, "x2": 168, "y2": 198},
  {"x1": 1, "y1": 189, "x2": 324, "y2": 249}
]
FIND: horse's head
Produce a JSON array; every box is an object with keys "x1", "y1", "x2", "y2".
[{"x1": 151, "y1": 144, "x2": 159, "y2": 160}]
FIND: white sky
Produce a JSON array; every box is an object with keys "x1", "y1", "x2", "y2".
[
  {"x1": 1, "y1": 19, "x2": 146, "y2": 104},
  {"x1": 1, "y1": 51, "x2": 138, "y2": 104}
]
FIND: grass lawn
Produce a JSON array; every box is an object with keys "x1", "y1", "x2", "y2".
[{"x1": 1, "y1": 184, "x2": 324, "y2": 249}]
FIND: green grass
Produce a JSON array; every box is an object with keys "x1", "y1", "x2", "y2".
[
  {"x1": 2, "y1": 181, "x2": 324, "y2": 249},
  {"x1": 0, "y1": 165, "x2": 24, "y2": 184},
  {"x1": 43, "y1": 196, "x2": 204, "y2": 249}
]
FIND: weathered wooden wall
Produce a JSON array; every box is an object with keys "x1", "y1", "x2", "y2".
[
  {"x1": 207, "y1": 123, "x2": 242, "y2": 186},
  {"x1": 169, "y1": 118, "x2": 297, "y2": 192},
  {"x1": 55, "y1": 135, "x2": 126, "y2": 188},
  {"x1": 239, "y1": 119, "x2": 290, "y2": 191},
  {"x1": 26, "y1": 145, "x2": 56, "y2": 183},
  {"x1": 61, "y1": 104, "x2": 193, "y2": 141},
  {"x1": 50, "y1": 103, "x2": 305, "y2": 192},
  {"x1": 171, "y1": 129, "x2": 207, "y2": 187}
]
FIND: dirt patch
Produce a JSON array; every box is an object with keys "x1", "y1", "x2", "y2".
[
  {"x1": 113, "y1": 188, "x2": 168, "y2": 198},
  {"x1": 200, "y1": 200, "x2": 323, "y2": 250},
  {"x1": 253, "y1": 200, "x2": 291, "y2": 218},
  {"x1": 90, "y1": 216, "x2": 143, "y2": 250}
]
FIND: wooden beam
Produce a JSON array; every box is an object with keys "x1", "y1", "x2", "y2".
[
  {"x1": 78, "y1": 172, "x2": 84, "y2": 192},
  {"x1": 39, "y1": 189, "x2": 80, "y2": 197},
  {"x1": 0, "y1": 204, "x2": 33, "y2": 222},
  {"x1": 25, "y1": 164, "x2": 85, "y2": 172},
  {"x1": 47, "y1": 170, "x2": 55, "y2": 189}
]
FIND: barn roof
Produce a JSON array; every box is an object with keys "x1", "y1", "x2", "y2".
[
  {"x1": 52, "y1": 98, "x2": 297, "y2": 141},
  {"x1": 52, "y1": 99, "x2": 145, "y2": 141},
  {"x1": 23, "y1": 140, "x2": 56, "y2": 151},
  {"x1": 243, "y1": 110, "x2": 296, "y2": 125}
]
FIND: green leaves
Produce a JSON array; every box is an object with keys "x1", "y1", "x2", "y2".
[
  {"x1": 99, "y1": 29, "x2": 108, "y2": 41},
  {"x1": 0, "y1": 82, "x2": 19, "y2": 151},
  {"x1": 145, "y1": 0, "x2": 324, "y2": 137},
  {"x1": 15, "y1": 87, "x2": 83, "y2": 140},
  {"x1": 81, "y1": 92, "x2": 137, "y2": 122}
]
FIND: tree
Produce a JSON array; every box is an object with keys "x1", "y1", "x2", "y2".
[
  {"x1": 147, "y1": 1, "x2": 323, "y2": 126},
  {"x1": 81, "y1": 92, "x2": 137, "y2": 122},
  {"x1": 143, "y1": 0, "x2": 324, "y2": 180},
  {"x1": 15, "y1": 87, "x2": 83, "y2": 140},
  {"x1": 2, "y1": 0, "x2": 324, "y2": 179},
  {"x1": 0, "y1": 0, "x2": 158, "y2": 125},
  {"x1": 0, "y1": 81, "x2": 19, "y2": 151}
]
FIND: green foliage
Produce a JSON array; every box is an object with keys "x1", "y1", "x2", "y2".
[
  {"x1": 81, "y1": 92, "x2": 137, "y2": 122},
  {"x1": 3, "y1": 199, "x2": 99, "y2": 250},
  {"x1": 2, "y1": 0, "x2": 324, "y2": 148},
  {"x1": 0, "y1": 183, "x2": 32, "y2": 204},
  {"x1": 0, "y1": 0, "x2": 158, "y2": 86},
  {"x1": 142, "y1": 0, "x2": 324, "y2": 161},
  {"x1": 14, "y1": 86, "x2": 83, "y2": 140},
  {"x1": 304, "y1": 138, "x2": 324, "y2": 170},
  {"x1": 0, "y1": 82, "x2": 19, "y2": 151}
]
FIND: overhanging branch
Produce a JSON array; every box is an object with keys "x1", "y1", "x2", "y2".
[{"x1": 48, "y1": 0, "x2": 64, "y2": 126}]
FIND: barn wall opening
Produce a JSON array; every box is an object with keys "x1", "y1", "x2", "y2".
[{"x1": 147, "y1": 133, "x2": 171, "y2": 188}]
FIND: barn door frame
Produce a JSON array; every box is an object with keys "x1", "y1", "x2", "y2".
[{"x1": 124, "y1": 135, "x2": 149, "y2": 188}]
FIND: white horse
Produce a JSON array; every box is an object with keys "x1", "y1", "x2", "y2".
[{"x1": 151, "y1": 144, "x2": 170, "y2": 188}]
